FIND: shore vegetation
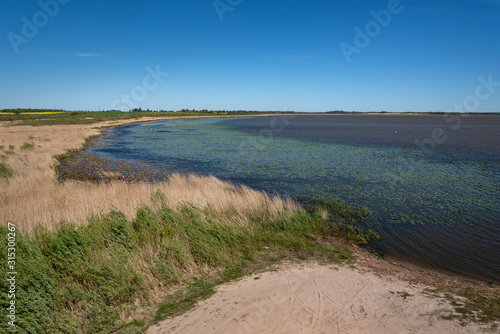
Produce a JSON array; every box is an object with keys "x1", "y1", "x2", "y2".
[{"x1": 0, "y1": 116, "x2": 497, "y2": 333}]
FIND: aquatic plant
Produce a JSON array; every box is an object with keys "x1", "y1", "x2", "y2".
[
  {"x1": 61, "y1": 117, "x2": 500, "y2": 282},
  {"x1": 87, "y1": 118, "x2": 497, "y2": 231}
]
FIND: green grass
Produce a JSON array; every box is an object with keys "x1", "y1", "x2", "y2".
[
  {"x1": 0, "y1": 145, "x2": 16, "y2": 158},
  {"x1": 1, "y1": 195, "x2": 496, "y2": 333},
  {"x1": 20, "y1": 142, "x2": 35, "y2": 150},
  {"x1": 153, "y1": 278, "x2": 218, "y2": 323},
  {"x1": 0, "y1": 110, "x2": 266, "y2": 127},
  {"x1": 297, "y1": 197, "x2": 380, "y2": 245},
  {"x1": 0, "y1": 195, "x2": 367, "y2": 334},
  {"x1": 444, "y1": 288, "x2": 500, "y2": 327},
  {"x1": 423, "y1": 287, "x2": 500, "y2": 330},
  {"x1": 0, "y1": 162, "x2": 13, "y2": 179},
  {"x1": 397, "y1": 291, "x2": 413, "y2": 300}
]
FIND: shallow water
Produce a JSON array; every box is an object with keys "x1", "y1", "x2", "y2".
[{"x1": 59, "y1": 115, "x2": 500, "y2": 283}]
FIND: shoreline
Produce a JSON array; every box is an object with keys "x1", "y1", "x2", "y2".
[
  {"x1": 148, "y1": 260, "x2": 495, "y2": 334},
  {"x1": 57, "y1": 116, "x2": 498, "y2": 287},
  {"x1": 2, "y1": 115, "x2": 495, "y2": 286},
  {"x1": 1, "y1": 116, "x2": 498, "y2": 332},
  {"x1": 29, "y1": 115, "x2": 497, "y2": 286},
  {"x1": 384, "y1": 255, "x2": 497, "y2": 287}
]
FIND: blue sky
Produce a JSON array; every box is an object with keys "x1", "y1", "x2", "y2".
[{"x1": 0, "y1": 0, "x2": 499, "y2": 112}]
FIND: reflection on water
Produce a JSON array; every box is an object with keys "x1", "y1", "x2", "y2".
[{"x1": 59, "y1": 115, "x2": 500, "y2": 283}]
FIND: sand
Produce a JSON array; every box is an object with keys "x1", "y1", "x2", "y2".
[{"x1": 148, "y1": 257, "x2": 493, "y2": 334}]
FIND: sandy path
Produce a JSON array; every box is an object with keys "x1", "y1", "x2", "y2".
[{"x1": 148, "y1": 262, "x2": 486, "y2": 334}]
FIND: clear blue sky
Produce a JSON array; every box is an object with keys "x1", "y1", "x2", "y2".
[{"x1": 1, "y1": 0, "x2": 499, "y2": 112}]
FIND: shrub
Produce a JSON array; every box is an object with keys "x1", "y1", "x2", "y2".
[
  {"x1": 0, "y1": 162, "x2": 13, "y2": 179},
  {"x1": 20, "y1": 142, "x2": 35, "y2": 150}
]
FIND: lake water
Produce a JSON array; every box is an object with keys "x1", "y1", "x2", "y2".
[{"x1": 59, "y1": 115, "x2": 500, "y2": 284}]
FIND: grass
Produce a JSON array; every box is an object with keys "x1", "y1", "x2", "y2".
[
  {"x1": 0, "y1": 110, "x2": 264, "y2": 127},
  {"x1": 20, "y1": 142, "x2": 35, "y2": 150},
  {"x1": 297, "y1": 196, "x2": 379, "y2": 245},
  {"x1": 52, "y1": 134, "x2": 102, "y2": 162},
  {"x1": 389, "y1": 290, "x2": 414, "y2": 300},
  {"x1": 398, "y1": 291, "x2": 413, "y2": 300},
  {"x1": 444, "y1": 288, "x2": 500, "y2": 328},
  {"x1": 423, "y1": 287, "x2": 500, "y2": 330},
  {"x1": 0, "y1": 162, "x2": 13, "y2": 179},
  {"x1": 153, "y1": 278, "x2": 219, "y2": 323},
  {"x1": 0, "y1": 194, "x2": 361, "y2": 334},
  {"x1": 2, "y1": 168, "x2": 303, "y2": 232},
  {"x1": 1, "y1": 120, "x2": 299, "y2": 232},
  {"x1": 0, "y1": 111, "x2": 186, "y2": 126}
]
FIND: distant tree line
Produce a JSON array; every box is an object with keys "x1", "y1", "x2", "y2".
[
  {"x1": 4, "y1": 108, "x2": 496, "y2": 115},
  {"x1": 130, "y1": 108, "x2": 289, "y2": 115}
]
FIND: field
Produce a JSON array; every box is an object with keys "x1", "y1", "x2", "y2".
[{"x1": 0, "y1": 110, "x2": 270, "y2": 127}]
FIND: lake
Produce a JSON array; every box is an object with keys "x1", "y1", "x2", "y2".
[{"x1": 58, "y1": 114, "x2": 500, "y2": 284}]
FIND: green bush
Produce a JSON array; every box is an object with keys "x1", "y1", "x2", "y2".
[
  {"x1": 20, "y1": 142, "x2": 35, "y2": 150},
  {"x1": 0, "y1": 162, "x2": 13, "y2": 179}
]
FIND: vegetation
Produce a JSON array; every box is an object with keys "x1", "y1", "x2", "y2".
[
  {"x1": 20, "y1": 142, "x2": 35, "y2": 150},
  {"x1": 0, "y1": 108, "x2": 66, "y2": 114},
  {"x1": 326, "y1": 110, "x2": 500, "y2": 115},
  {"x1": 0, "y1": 110, "x2": 197, "y2": 126},
  {"x1": 0, "y1": 194, "x2": 370, "y2": 333},
  {"x1": 390, "y1": 290, "x2": 414, "y2": 300},
  {"x1": 0, "y1": 162, "x2": 13, "y2": 179},
  {"x1": 424, "y1": 288, "x2": 500, "y2": 330},
  {"x1": 451, "y1": 288, "x2": 500, "y2": 326},
  {"x1": 297, "y1": 197, "x2": 379, "y2": 245},
  {"x1": 2, "y1": 109, "x2": 497, "y2": 127},
  {"x1": 1, "y1": 111, "x2": 497, "y2": 333},
  {"x1": 0, "y1": 109, "x2": 283, "y2": 127}
]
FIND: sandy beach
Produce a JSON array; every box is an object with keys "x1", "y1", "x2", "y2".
[{"x1": 148, "y1": 256, "x2": 493, "y2": 334}]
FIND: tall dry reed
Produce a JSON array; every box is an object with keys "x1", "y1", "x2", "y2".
[{"x1": 0, "y1": 121, "x2": 300, "y2": 232}]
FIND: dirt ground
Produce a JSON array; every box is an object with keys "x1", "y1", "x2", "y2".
[{"x1": 148, "y1": 250, "x2": 497, "y2": 334}]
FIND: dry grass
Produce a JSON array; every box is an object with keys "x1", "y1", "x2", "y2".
[{"x1": 0, "y1": 119, "x2": 300, "y2": 232}]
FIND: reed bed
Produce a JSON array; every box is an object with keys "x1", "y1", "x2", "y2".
[{"x1": 0, "y1": 122, "x2": 300, "y2": 232}]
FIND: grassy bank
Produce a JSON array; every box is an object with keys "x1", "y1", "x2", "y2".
[
  {"x1": 0, "y1": 191, "x2": 375, "y2": 333},
  {"x1": 0, "y1": 111, "x2": 266, "y2": 127},
  {"x1": 0, "y1": 119, "x2": 289, "y2": 232}
]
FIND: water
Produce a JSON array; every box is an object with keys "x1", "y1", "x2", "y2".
[{"x1": 59, "y1": 115, "x2": 500, "y2": 283}]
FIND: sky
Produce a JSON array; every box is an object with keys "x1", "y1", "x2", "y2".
[{"x1": 0, "y1": 0, "x2": 499, "y2": 112}]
